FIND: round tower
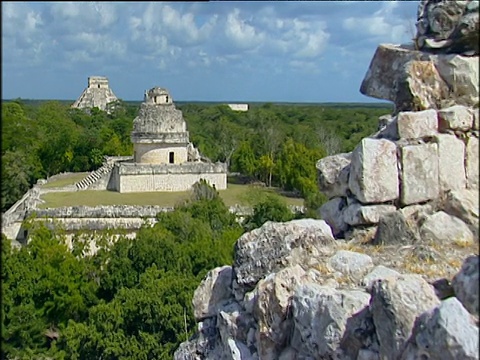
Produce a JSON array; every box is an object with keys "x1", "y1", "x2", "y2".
[{"x1": 131, "y1": 87, "x2": 189, "y2": 164}]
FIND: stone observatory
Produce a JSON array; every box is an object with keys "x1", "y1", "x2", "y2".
[
  {"x1": 108, "y1": 87, "x2": 227, "y2": 193},
  {"x1": 131, "y1": 87, "x2": 189, "y2": 164},
  {"x1": 72, "y1": 76, "x2": 118, "y2": 113}
]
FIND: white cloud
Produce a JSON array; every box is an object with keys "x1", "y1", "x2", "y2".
[
  {"x1": 342, "y1": 1, "x2": 412, "y2": 44},
  {"x1": 225, "y1": 8, "x2": 266, "y2": 50}
]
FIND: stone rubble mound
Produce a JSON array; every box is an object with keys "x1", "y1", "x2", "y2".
[
  {"x1": 174, "y1": 219, "x2": 479, "y2": 360},
  {"x1": 174, "y1": 1, "x2": 478, "y2": 359}
]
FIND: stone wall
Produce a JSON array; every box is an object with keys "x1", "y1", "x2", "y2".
[
  {"x1": 114, "y1": 162, "x2": 228, "y2": 192},
  {"x1": 134, "y1": 143, "x2": 188, "y2": 164},
  {"x1": 318, "y1": 42, "x2": 479, "y2": 239},
  {"x1": 228, "y1": 104, "x2": 249, "y2": 111}
]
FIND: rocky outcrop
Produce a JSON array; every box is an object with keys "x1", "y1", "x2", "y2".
[
  {"x1": 175, "y1": 218, "x2": 479, "y2": 360},
  {"x1": 175, "y1": 1, "x2": 479, "y2": 359}
]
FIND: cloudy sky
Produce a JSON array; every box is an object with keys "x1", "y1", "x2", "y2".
[{"x1": 2, "y1": 1, "x2": 419, "y2": 103}]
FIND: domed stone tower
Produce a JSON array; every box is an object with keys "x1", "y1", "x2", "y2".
[
  {"x1": 131, "y1": 87, "x2": 189, "y2": 164},
  {"x1": 108, "y1": 86, "x2": 227, "y2": 193}
]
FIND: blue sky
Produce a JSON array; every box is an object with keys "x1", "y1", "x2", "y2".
[{"x1": 2, "y1": 1, "x2": 419, "y2": 103}]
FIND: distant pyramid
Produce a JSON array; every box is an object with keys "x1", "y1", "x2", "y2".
[{"x1": 72, "y1": 76, "x2": 118, "y2": 113}]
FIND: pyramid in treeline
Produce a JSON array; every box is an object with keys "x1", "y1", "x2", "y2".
[{"x1": 72, "y1": 76, "x2": 118, "y2": 113}]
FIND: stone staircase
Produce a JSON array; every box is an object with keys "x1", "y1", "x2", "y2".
[{"x1": 75, "y1": 162, "x2": 114, "y2": 190}]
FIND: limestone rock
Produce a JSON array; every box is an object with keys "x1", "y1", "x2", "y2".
[
  {"x1": 316, "y1": 153, "x2": 351, "y2": 199},
  {"x1": 339, "y1": 307, "x2": 379, "y2": 360},
  {"x1": 217, "y1": 305, "x2": 256, "y2": 360},
  {"x1": 438, "y1": 105, "x2": 475, "y2": 131},
  {"x1": 420, "y1": 211, "x2": 474, "y2": 246},
  {"x1": 435, "y1": 55, "x2": 479, "y2": 108},
  {"x1": 396, "y1": 109, "x2": 438, "y2": 140},
  {"x1": 291, "y1": 283, "x2": 370, "y2": 359},
  {"x1": 278, "y1": 347, "x2": 297, "y2": 360},
  {"x1": 217, "y1": 302, "x2": 253, "y2": 345},
  {"x1": 253, "y1": 265, "x2": 308, "y2": 360},
  {"x1": 223, "y1": 339, "x2": 252, "y2": 360},
  {"x1": 373, "y1": 210, "x2": 421, "y2": 245},
  {"x1": 369, "y1": 274, "x2": 441, "y2": 359},
  {"x1": 400, "y1": 143, "x2": 439, "y2": 205},
  {"x1": 466, "y1": 135, "x2": 479, "y2": 190},
  {"x1": 401, "y1": 298, "x2": 479, "y2": 360},
  {"x1": 192, "y1": 266, "x2": 233, "y2": 321},
  {"x1": 443, "y1": 189, "x2": 479, "y2": 234},
  {"x1": 399, "y1": 203, "x2": 435, "y2": 220},
  {"x1": 318, "y1": 197, "x2": 348, "y2": 237},
  {"x1": 416, "y1": 0, "x2": 479, "y2": 55},
  {"x1": 233, "y1": 219, "x2": 335, "y2": 296},
  {"x1": 174, "y1": 317, "x2": 221, "y2": 360},
  {"x1": 360, "y1": 44, "x2": 479, "y2": 112},
  {"x1": 348, "y1": 138, "x2": 399, "y2": 204},
  {"x1": 342, "y1": 202, "x2": 397, "y2": 226},
  {"x1": 360, "y1": 44, "x2": 435, "y2": 111},
  {"x1": 473, "y1": 107, "x2": 480, "y2": 130},
  {"x1": 452, "y1": 255, "x2": 479, "y2": 316},
  {"x1": 435, "y1": 133, "x2": 467, "y2": 191},
  {"x1": 362, "y1": 265, "x2": 401, "y2": 290},
  {"x1": 328, "y1": 250, "x2": 374, "y2": 279}
]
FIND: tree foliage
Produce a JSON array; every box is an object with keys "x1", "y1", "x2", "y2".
[{"x1": 1, "y1": 192, "x2": 242, "y2": 359}]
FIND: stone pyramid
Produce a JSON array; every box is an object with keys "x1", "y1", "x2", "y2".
[{"x1": 72, "y1": 76, "x2": 118, "y2": 113}]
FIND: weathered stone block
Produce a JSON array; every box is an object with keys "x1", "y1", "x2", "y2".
[
  {"x1": 373, "y1": 210, "x2": 420, "y2": 246},
  {"x1": 318, "y1": 197, "x2": 348, "y2": 237},
  {"x1": 420, "y1": 211, "x2": 474, "y2": 246},
  {"x1": 316, "y1": 153, "x2": 351, "y2": 199},
  {"x1": 348, "y1": 138, "x2": 399, "y2": 204},
  {"x1": 473, "y1": 108, "x2": 479, "y2": 131},
  {"x1": 192, "y1": 266, "x2": 233, "y2": 321},
  {"x1": 438, "y1": 105, "x2": 475, "y2": 131},
  {"x1": 400, "y1": 143, "x2": 439, "y2": 205},
  {"x1": 292, "y1": 284, "x2": 370, "y2": 359},
  {"x1": 342, "y1": 202, "x2": 397, "y2": 226},
  {"x1": 452, "y1": 255, "x2": 479, "y2": 316},
  {"x1": 328, "y1": 250, "x2": 374, "y2": 278},
  {"x1": 359, "y1": 44, "x2": 446, "y2": 112},
  {"x1": 401, "y1": 298, "x2": 479, "y2": 360},
  {"x1": 435, "y1": 133, "x2": 466, "y2": 191},
  {"x1": 361, "y1": 44, "x2": 479, "y2": 112},
  {"x1": 370, "y1": 274, "x2": 440, "y2": 360},
  {"x1": 443, "y1": 189, "x2": 479, "y2": 235},
  {"x1": 396, "y1": 109, "x2": 438, "y2": 139},
  {"x1": 466, "y1": 136, "x2": 479, "y2": 189},
  {"x1": 435, "y1": 55, "x2": 479, "y2": 109},
  {"x1": 254, "y1": 265, "x2": 308, "y2": 360},
  {"x1": 362, "y1": 265, "x2": 400, "y2": 290},
  {"x1": 233, "y1": 219, "x2": 336, "y2": 295}
]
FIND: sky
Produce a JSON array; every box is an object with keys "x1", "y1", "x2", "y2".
[{"x1": 2, "y1": 1, "x2": 419, "y2": 103}]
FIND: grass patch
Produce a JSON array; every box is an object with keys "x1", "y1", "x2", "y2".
[
  {"x1": 40, "y1": 173, "x2": 89, "y2": 188},
  {"x1": 38, "y1": 183, "x2": 304, "y2": 208}
]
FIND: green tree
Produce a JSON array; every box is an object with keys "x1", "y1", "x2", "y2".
[{"x1": 243, "y1": 195, "x2": 294, "y2": 231}]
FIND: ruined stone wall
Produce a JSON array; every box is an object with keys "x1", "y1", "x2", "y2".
[
  {"x1": 228, "y1": 104, "x2": 249, "y2": 111},
  {"x1": 118, "y1": 172, "x2": 227, "y2": 192},
  {"x1": 113, "y1": 162, "x2": 227, "y2": 192},
  {"x1": 134, "y1": 143, "x2": 188, "y2": 164}
]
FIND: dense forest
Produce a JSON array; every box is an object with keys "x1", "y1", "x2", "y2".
[
  {"x1": 1, "y1": 182, "x2": 298, "y2": 359},
  {"x1": 2, "y1": 99, "x2": 392, "y2": 358},
  {"x1": 1, "y1": 99, "x2": 391, "y2": 212}
]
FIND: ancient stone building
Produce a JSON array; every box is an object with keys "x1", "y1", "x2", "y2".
[
  {"x1": 131, "y1": 87, "x2": 189, "y2": 165},
  {"x1": 72, "y1": 76, "x2": 118, "y2": 112},
  {"x1": 107, "y1": 87, "x2": 227, "y2": 193}
]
